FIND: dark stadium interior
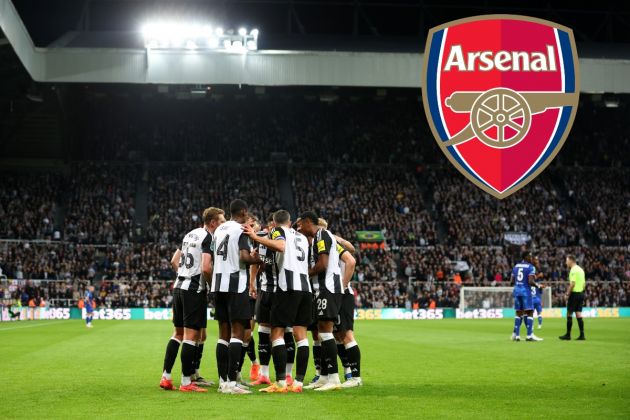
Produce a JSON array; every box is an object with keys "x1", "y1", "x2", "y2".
[
  {"x1": 12, "y1": 0, "x2": 630, "y2": 49},
  {"x1": 1, "y1": 0, "x2": 629, "y2": 313}
]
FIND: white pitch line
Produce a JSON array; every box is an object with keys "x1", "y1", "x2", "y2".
[{"x1": 0, "y1": 320, "x2": 68, "y2": 332}]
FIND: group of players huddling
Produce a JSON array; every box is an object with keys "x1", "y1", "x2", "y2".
[{"x1": 158, "y1": 200, "x2": 362, "y2": 394}]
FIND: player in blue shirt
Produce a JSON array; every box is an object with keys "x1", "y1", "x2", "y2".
[
  {"x1": 531, "y1": 256, "x2": 545, "y2": 329},
  {"x1": 511, "y1": 252, "x2": 542, "y2": 342},
  {"x1": 84, "y1": 286, "x2": 95, "y2": 328}
]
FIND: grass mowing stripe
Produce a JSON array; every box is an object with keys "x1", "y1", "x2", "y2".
[
  {"x1": 0, "y1": 318, "x2": 627, "y2": 419},
  {"x1": 0, "y1": 320, "x2": 68, "y2": 331}
]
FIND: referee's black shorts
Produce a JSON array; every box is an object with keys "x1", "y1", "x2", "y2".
[
  {"x1": 172, "y1": 288, "x2": 206, "y2": 331},
  {"x1": 567, "y1": 292, "x2": 584, "y2": 313}
]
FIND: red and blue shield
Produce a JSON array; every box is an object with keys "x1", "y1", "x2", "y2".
[{"x1": 422, "y1": 15, "x2": 580, "y2": 199}]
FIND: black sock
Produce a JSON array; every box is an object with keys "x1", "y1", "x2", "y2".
[
  {"x1": 337, "y1": 342, "x2": 349, "y2": 369},
  {"x1": 258, "y1": 331, "x2": 271, "y2": 368},
  {"x1": 321, "y1": 337, "x2": 339, "y2": 375},
  {"x1": 284, "y1": 331, "x2": 296, "y2": 365},
  {"x1": 566, "y1": 317, "x2": 573, "y2": 335},
  {"x1": 195, "y1": 342, "x2": 205, "y2": 372},
  {"x1": 216, "y1": 340, "x2": 229, "y2": 381},
  {"x1": 228, "y1": 340, "x2": 243, "y2": 382},
  {"x1": 577, "y1": 318, "x2": 584, "y2": 335},
  {"x1": 295, "y1": 342, "x2": 309, "y2": 383},
  {"x1": 181, "y1": 340, "x2": 197, "y2": 378},
  {"x1": 271, "y1": 342, "x2": 287, "y2": 382},
  {"x1": 239, "y1": 342, "x2": 248, "y2": 373},
  {"x1": 345, "y1": 343, "x2": 361, "y2": 378},
  {"x1": 313, "y1": 343, "x2": 322, "y2": 374},
  {"x1": 162, "y1": 338, "x2": 180, "y2": 374},
  {"x1": 247, "y1": 336, "x2": 257, "y2": 362}
]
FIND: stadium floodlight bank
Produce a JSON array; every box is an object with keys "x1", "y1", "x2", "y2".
[
  {"x1": 141, "y1": 22, "x2": 259, "y2": 51},
  {"x1": 459, "y1": 286, "x2": 552, "y2": 312}
]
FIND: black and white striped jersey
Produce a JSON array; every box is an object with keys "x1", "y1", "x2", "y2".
[
  {"x1": 257, "y1": 230, "x2": 277, "y2": 293},
  {"x1": 311, "y1": 228, "x2": 343, "y2": 294},
  {"x1": 174, "y1": 227, "x2": 212, "y2": 293},
  {"x1": 273, "y1": 226, "x2": 311, "y2": 293},
  {"x1": 308, "y1": 239, "x2": 318, "y2": 294},
  {"x1": 211, "y1": 220, "x2": 252, "y2": 293}
]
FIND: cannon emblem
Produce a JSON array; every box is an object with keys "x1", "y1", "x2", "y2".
[{"x1": 443, "y1": 88, "x2": 578, "y2": 148}]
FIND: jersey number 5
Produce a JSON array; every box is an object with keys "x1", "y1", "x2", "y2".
[{"x1": 294, "y1": 238, "x2": 306, "y2": 262}]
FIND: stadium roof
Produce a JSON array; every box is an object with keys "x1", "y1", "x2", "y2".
[
  {"x1": 13, "y1": 0, "x2": 630, "y2": 49},
  {"x1": 1, "y1": 0, "x2": 630, "y2": 90}
]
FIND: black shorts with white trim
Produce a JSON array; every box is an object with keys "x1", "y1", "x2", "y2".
[
  {"x1": 214, "y1": 291, "x2": 252, "y2": 325},
  {"x1": 172, "y1": 288, "x2": 207, "y2": 331},
  {"x1": 255, "y1": 290, "x2": 273, "y2": 324},
  {"x1": 316, "y1": 288, "x2": 343, "y2": 323},
  {"x1": 270, "y1": 290, "x2": 313, "y2": 328},
  {"x1": 334, "y1": 291, "x2": 355, "y2": 332}
]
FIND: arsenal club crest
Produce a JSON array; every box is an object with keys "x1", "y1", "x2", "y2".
[{"x1": 422, "y1": 15, "x2": 580, "y2": 199}]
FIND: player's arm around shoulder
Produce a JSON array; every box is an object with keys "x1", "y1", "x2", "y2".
[
  {"x1": 238, "y1": 231, "x2": 263, "y2": 265},
  {"x1": 242, "y1": 223, "x2": 286, "y2": 253},
  {"x1": 340, "y1": 251, "x2": 356, "y2": 288},
  {"x1": 335, "y1": 235, "x2": 355, "y2": 254}
]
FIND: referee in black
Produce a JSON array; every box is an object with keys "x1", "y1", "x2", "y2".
[{"x1": 559, "y1": 255, "x2": 586, "y2": 341}]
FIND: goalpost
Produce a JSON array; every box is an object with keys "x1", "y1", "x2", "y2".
[{"x1": 459, "y1": 287, "x2": 552, "y2": 312}]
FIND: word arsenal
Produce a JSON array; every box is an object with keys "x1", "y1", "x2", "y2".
[{"x1": 443, "y1": 45, "x2": 557, "y2": 72}]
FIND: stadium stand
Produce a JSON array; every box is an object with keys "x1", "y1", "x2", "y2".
[
  {"x1": 146, "y1": 164, "x2": 281, "y2": 244},
  {"x1": 1, "y1": 96, "x2": 629, "y2": 311},
  {"x1": 0, "y1": 174, "x2": 60, "y2": 240}
]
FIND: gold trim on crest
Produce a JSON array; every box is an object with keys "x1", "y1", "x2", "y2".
[{"x1": 421, "y1": 14, "x2": 580, "y2": 199}]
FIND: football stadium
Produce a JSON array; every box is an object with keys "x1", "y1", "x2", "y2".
[{"x1": 0, "y1": 1, "x2": 629, "y2": 418}]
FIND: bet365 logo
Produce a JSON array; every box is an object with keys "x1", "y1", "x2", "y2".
[{"x1": 422, "y1": 15, "x2": 580, "y2": 199}]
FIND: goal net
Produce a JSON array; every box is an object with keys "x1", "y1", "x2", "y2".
[{"x1": 459, "y1": 287, "x2": 552, "y2": 312}]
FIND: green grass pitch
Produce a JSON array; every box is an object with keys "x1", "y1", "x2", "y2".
[{"x1": 1, "y1": 318, "x2": 628, "y2": 419}]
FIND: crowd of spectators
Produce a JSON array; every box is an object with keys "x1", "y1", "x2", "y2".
[
  {"x1": 1, "y1": 96, "x2": 629, "y2": 310},
  {"x1": 0, "y1": 241, "x2": 177, "y2": 282},
  {"x1": 0, "y1": 279, "x2": 173, "y2": 308},
  {"x1": 2, "y1": 242, "x2": 628, "y2": 309},
  {"x1": 147, "y1": 164, "x2": 281, "y2": 244},
  {"x1": 554, "y1": 100, "x2": 630, "y2": 168},
  {"x1": 0, "y1": 241, "x2": 99, "y2": 280},
  {"x1": 561, "y1": 167, "x2": 630, "y2": 246},
  {"x1": 293, "y1": 166, "x2": 437, "y2": 246},
  {"x1": 0, "y1": 174, "x2": 59, "y2": 240},
  {"x1": 429, "y1": 166, "x2": 584, "y2": 247},
  {"x1": 78, "y1": 95, "x2": 438, "y2": 165},
  {"x1": 63, "y1": 164, "x2": 138, "y2": 244}
]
